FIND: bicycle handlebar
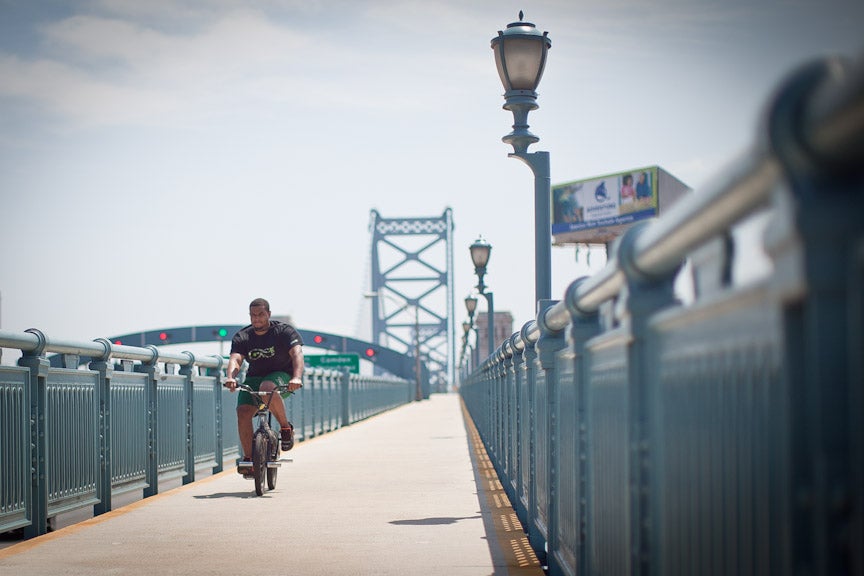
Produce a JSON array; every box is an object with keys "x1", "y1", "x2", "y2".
[{"x1": 225, "y1": 383, "x2": 293, "y2": 395}]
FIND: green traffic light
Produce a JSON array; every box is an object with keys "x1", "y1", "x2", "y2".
[{"x1": 218, "y1": 328, "x2": 228, "y2": 338}]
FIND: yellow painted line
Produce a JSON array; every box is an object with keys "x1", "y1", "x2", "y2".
[{"x1": 460, "y1": 398, "x2": 545, "y2": 575}]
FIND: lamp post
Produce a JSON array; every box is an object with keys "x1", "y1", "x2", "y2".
[
  {"x1": 464, "y1": 293, "x2": 478, "y2": 320},
  {"x1": 460, "y1": 320, "x2": 472, "y2": 376},
  {"x1": 469, "y1": 236, "x2": 495, "y2": 358},
  {"x1": 491, "y1": 12, "x2": 552, "y2": 303},
  {"x1": 464, "y1": 294, "x2": 479, "y2": 369}
]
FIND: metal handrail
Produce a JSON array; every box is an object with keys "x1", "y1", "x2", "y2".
[{"x1": 0, "y1": 329, "x2": 223, "y2": 369}]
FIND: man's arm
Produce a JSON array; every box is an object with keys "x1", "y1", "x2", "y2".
[
  {"x1": 225, "y1": 352, "x2": 244, "y2": 390},
  {"x1": 287, "y1": 345, "x2": 304, "y2": 391}
]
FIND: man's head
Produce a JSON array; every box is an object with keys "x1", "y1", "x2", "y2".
[{"x1": 249, "y1": 298, "x2": 271, "y2": 333}]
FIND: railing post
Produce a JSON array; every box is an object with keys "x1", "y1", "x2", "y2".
[
  {"x1": 502, "y1": 341, "x2": 517, "y2": 506},
  {"x1": 564, "y1": 279, "x2": 601, "y2": 576},
  {"x1": 89, "y1": 338, "x2": 114, "y2": 516},
  {"x1": 341, "y1": 367, "x2": 351, "y2": 427},
  {"x1": 309, "y1": 373, "x2": 317, "y2": 438},
  {"x1": 764, "y1": 57, "x2": 864, "y2": 575},
  {"x1": 510, "y1": 333, "x2": 529, "y2": 527},
  {"x1": 179, "y1": 353, "x2": 196, "y2": 485},
  {"x1": 500, "y1": 351, "x2": 510, "y2": 480},
  {"x1": 489, "y1": 355, "x2": 502, "y2": 475},
  {"x1": 136, "y1": 346, "x2": 160, "y2": 497},
  {"x1": 210, "y1": 355, "x2": 224, "y2": 474},
  {"x1": 19, "y1": 329, "x2": 48, "y2": 539},
  {"x1": 617, "y1": 223, "x2": 680, "y2": 575},
  {"x1": 520, "y1": 324, "x2": 544, "y2": 563},
  {"x1": 536, "y1": 299, "x2": 567, "y2": 576}
]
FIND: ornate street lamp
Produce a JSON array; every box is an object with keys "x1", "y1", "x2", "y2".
[
  {"x1": 468, "y1": 236, "x2": 495, "y2": 357},
  {"x1": 463, "y1": 294, "x2": 480, "y2": 368},
  {"x1": 464, "y1": 293, "x2": 478, "y2": 320},
  {"x1": 491, "y1": 12, "x2": 552, "y2": 303},
  {"x1": 469, "y1": 235, "x2": 492, "y2": 292},
  {"x1": 460, "y1": 320, "x2": 473, "y2": 371}
]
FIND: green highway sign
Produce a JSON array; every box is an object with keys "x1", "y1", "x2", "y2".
[{"x1": 305, "y1": 353, "x2": 360, "y2": 374}]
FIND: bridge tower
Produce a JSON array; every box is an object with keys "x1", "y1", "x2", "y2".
[{"x1": 368, "y1": 208, "x2": 454, "y2": 392}]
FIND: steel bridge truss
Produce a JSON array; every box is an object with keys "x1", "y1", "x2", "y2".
[{"x1": 369, "y1": 209, "x2": 454, "y2": 392}]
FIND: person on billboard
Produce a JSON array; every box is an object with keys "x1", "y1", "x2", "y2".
[
  {"x1": 636, "y1": 171, "x2": 653, "y2": 200},
  {"x1": 620, "y1": 174, "x2": 636, "y2": 206}
]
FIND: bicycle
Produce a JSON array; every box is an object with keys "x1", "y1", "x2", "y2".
[{"x1": 230, "y1": 383, "x2": 293, "y2": 496}]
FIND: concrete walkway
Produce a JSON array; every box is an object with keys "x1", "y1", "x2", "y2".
[{"x1": 0, "y1": 394, "x2": 543, "y2": 576}]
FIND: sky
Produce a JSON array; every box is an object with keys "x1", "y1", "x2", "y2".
[{"x1": 1, "y1": 0, "x2": 862, "y2": 366}]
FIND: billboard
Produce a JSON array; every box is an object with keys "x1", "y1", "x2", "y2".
[{"x1": 552, "y1": 166, "x2": 662, "y2": 244}]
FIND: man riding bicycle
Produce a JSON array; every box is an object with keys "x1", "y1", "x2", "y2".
[{"x1": 224, "y1": 298, "x2": 305, "y2": 473}]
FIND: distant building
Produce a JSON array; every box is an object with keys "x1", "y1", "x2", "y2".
[{"x1": 475, "y1": 311, "x2": 514, "y2": 354}]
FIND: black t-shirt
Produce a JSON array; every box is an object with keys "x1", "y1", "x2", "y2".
[{"x1": 230, "y1": 320, "x2": 304, "y2": 377}]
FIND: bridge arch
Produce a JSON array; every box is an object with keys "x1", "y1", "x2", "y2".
[{"x1": 50, "y1": 324, "x2": 418, "y2": 381}]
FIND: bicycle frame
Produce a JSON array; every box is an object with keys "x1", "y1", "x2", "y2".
[{"x1": 231, "y1": 383, "x2": 292, "y2": 496}]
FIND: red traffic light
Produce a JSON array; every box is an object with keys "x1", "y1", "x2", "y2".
[
  {"x1": 159, "y1": 332, "x2": 169, "y2": 341},
  {"x1": 313, "y1": 335, "x2": 324, "y2": 344},
  {"x1": 114, "y1": 340, "x2": 122, "y2": 345},
  {"x1": 364, "y1": 348, "x2": 376, "y2": 358}
]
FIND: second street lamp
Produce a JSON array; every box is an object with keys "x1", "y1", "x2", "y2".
[
  {"x1": 469, "y1": 236, "x2": 495, "y2": 358},
  {"x1": 469, "y1": 236, "x2": 492, "y2": 291},
  {"x1": 491, "y1": 12, "x2": 552, "y2": 303},
  {"x1": 463, "y1": 294, "x2": 480, "y2": 369},
  {"x1": 464, "y1": 293, "x2": 478, "y2": 321}
]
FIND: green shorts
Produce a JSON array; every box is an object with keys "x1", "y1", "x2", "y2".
[{"x1": 237, "y1": 371, "x2": 291, "y2": 407}]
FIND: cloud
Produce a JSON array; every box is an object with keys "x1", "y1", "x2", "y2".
[{"x1": 0, "y1": 5, "x2": 495, "y2": 133}]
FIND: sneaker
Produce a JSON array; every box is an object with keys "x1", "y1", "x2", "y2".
[{"x1": 280, "y1": 424, "x2": 294, "y2": 451}]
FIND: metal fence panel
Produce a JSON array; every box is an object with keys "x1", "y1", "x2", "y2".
[
  {"x1": 192, "y1": 376, "x2": 218, "y2": 468},
  {"x1": 586, "y1": 333, "x2": 630, "y2": 575},
  {"x1": 0, "y1": 367, "x2": 30, "y2": 533},
  {"x1": 554, "y1": 347, "x2": 578, "y2": 574},
  {"x1": 534, "y1": 359, "x2": 549, "y2": 540},
  {"x1": 652, "y1": 285, "x2": 782, "y2": 575},
  {"x1": 156, "y1": 374, "x2": 186, "y2": 479},
  {"x1": 110, "y1": 371, "x2": 149, "y2": 493},
  {"x1": 221, "y1": 386, "x2": 240, "y2": 460},
  {"x1": 45, "y1": 368, "x2": 99, "y2": 517},
  {"x1": 519, "y1": 360, "x2": 532, "y2": 518}
]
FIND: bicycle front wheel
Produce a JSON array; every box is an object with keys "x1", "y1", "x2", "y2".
[
  {"x1": 267, "y1": 460, "x2": 278, "y2": 490},
  {"x1": 253, "y1": 432, "x2": 268, "y2": 496}
]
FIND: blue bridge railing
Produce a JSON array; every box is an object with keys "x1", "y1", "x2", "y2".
[
  {"x1": 0, "y1": 331, "x2": 411, "y2": 538},
  {"x1": 461, "y1": 55, "x2": 863, "y2": 575}
]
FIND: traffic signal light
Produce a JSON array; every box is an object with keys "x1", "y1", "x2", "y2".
[
  {"x1": 159, "y1": 332, "x2": 170, "y2": 342},
  {"x1": 313, "y1": 335, "x2": 325, "y2": 345},
  {"x1": 114, "y1": 339, "x2": 122, "y2": 345},
  {"x1": 364, "y1": 347, "x2": 376, "y2": 358},
  {"x1": 213, "y1": 328, "x2": 229, "y2": 339}
]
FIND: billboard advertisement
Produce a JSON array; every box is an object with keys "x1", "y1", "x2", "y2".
[{"x1": 552, "y1": 166, "x2": 660, "y2": 244}]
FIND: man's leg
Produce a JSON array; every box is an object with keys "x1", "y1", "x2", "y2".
[
  {"x1": 259, "y1": 380, "x2": 290, "y2": 428},
  {"x1": 237, "y1": 404, "x2": 257, "y2": 461},
  {"x1": 260, "y1": 380, "x2": 294, "y2": 450}
]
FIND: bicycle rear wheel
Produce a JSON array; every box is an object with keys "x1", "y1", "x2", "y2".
[{"x1": 253, "y1": 432, "x2": 268, "y2": 496}]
